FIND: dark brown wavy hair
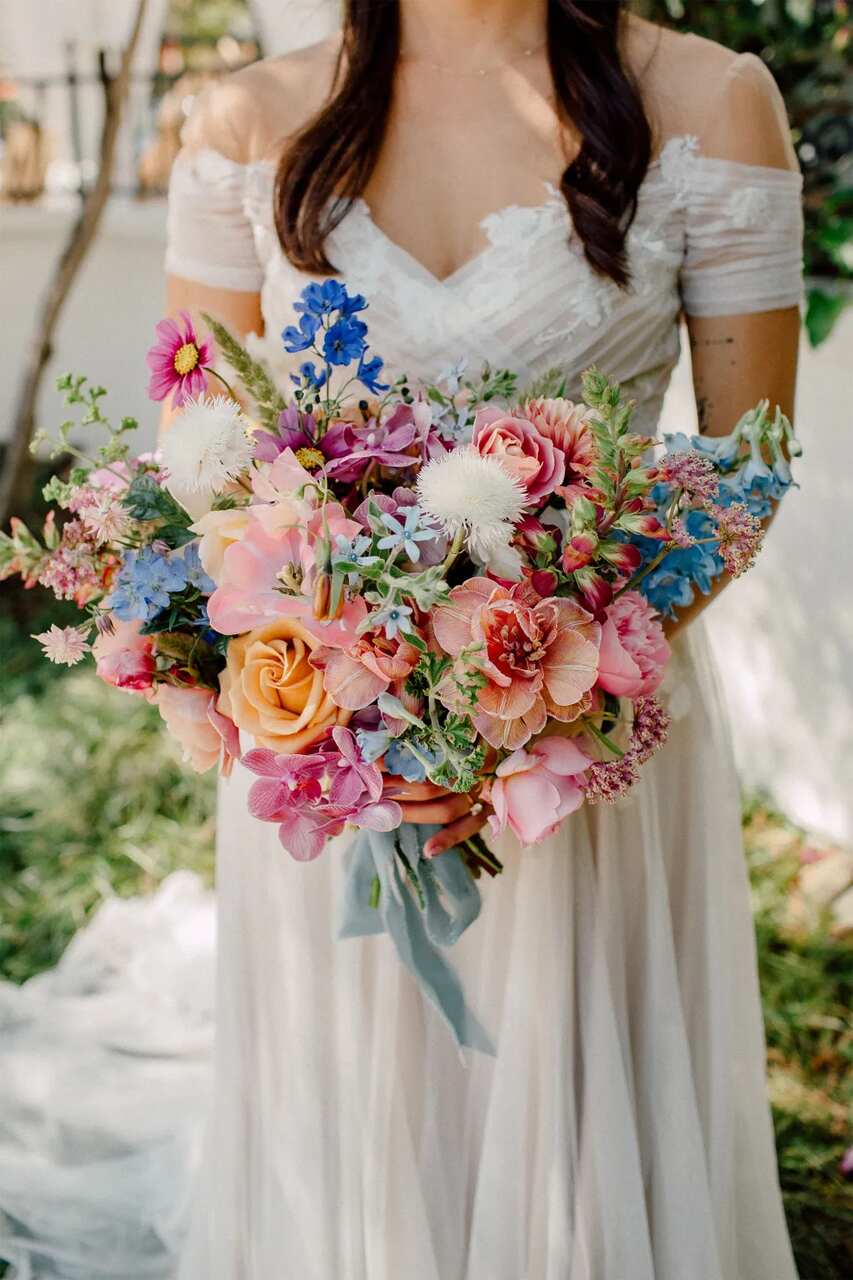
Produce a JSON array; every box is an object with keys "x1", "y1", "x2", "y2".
[{"x1": 275, "y1": 0, "x2": 651, "y2": 287}]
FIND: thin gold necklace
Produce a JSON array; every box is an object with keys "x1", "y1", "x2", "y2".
[{"x1": 399, "y1": 40, "x2": 546, "y2": 79}]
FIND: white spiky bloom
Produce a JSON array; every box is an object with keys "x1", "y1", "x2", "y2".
[
  {"x1": 32, "y1": 623, "x2": 91, "y2": 666},
  {"x1": 416, "y1": 446, "x2": 526, "y2": 567},
  {"x1": 161, "y1": 395, "x2": 254, "y2": 495}
]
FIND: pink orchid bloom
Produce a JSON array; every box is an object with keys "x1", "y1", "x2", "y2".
[
  {"x1": 434, "y1": 577, "x2": 601, "y2": 751},
  {"x1": 489, "y1": 735, "x2": 592, "y2": 846},
  {"x1": 242, "y1": 731, "x2": 401, "y2": 861}
]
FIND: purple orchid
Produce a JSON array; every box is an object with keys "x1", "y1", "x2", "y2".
[{"x1": 242, "y1": 730, "x2": 401, "y2": 862}]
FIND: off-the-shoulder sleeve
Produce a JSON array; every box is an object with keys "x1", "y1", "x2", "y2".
[
  {"x1": 165, "y1": 147, "x2": 265, "y2": 292},
  {"x1": 679, "y1": 54, "x2": 804, "y2": 318}
]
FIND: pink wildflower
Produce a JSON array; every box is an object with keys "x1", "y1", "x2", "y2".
[
  {"x1": 582, "y1": 756, "x2": 639, "y2": 803},
  {"x1": 32, "y1": 623, "x2": 91, "y2": 666},
  {"x1": 146, "y1": 311, "x2": 213, "y2": 407},
  {"x1": 711, "y1": 501, "x2": 764, "y2": 578},
  {"x1": 37, "y1": 519, "x2": 103, "y2": 603},
  {"x1": 629, "y1": 697, "x2": 671, "y2": 763},
  {"x1": 660, "y1": 451, "x2": 719, "y2": 502}
]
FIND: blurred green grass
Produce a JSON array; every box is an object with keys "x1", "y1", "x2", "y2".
[{"x1": 0, "y1": 605, "x2": 850, "y2": 1277}]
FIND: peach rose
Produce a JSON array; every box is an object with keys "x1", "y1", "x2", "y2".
[
  {"x1": 156, "y1": 684, "x2": 222, "y2": 773},
  {"x1": 218, "y1": 618, "x2": 351, "y2": 753}
]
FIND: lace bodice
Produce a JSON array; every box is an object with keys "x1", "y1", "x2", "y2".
[{"x1": 165, "y1": 57, "x2": 803, "y2": 435}]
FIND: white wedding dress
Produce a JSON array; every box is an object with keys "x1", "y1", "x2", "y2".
[{"x1": 0, "y1": 47, "x2": 804, "y2": 1280}]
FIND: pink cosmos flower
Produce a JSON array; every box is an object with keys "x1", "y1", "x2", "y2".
[
  {"x1": 433, "y1": 577, "x2": 601, "y2": 750},
  {"x1": 146, "y1": 311, "x2": 213, "y2": 407},
  {"x1": 92, "y1": 617, "x2": 156, "y2": 692},
  {"x1": 596, "y1": 590, "x2": 670, "y2": 699},
  {"x1": 206, "y1": 507, "x2": 367, "y2": 647},
  {"x1": 489, "y1": 736, "x2": 592, "y2": 846},
  {"x1": 311, "y1": 635, "x2": 420, "y2": 710},
  {"x1": 242, "y1": 727, "x2": 401, "y2": 861},
  {"x1": 32, "y1": 623, "x2": 91, "y2": 666},
  {"x1": 472, "y1": 406, "x2": 565, "y2": 504}
]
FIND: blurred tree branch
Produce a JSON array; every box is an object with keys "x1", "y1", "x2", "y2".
[{"x1": 0, "y1": 0, "x2": 150, "y2": 526}]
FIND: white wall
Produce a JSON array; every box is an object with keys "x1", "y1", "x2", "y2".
[{"x1": 2, "y1": 199, "x2": 851, "y2": 840}]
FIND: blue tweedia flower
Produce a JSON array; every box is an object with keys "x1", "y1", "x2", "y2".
[
  {"x1": 323, "y1": 315, "x2": 368, "y2": 367},
  {"x1": 107, "y1": 547, "x2": 188, "y2": 623},
  {"x1": 295, "y1": 280, "x2": 367, "y2": 320},
  {"x1": 384, "y1": 738, "x2": 437, "y2": 784},
  {"x1": 332, "y1": 533, "x2": 379, "y2": 585},
  {"x1": 181, "y1": 543, "x2": 216, "y2": 595},
  {"x1": 355, "y1": 726, "x2": 391, "y2": 764},
  {"x1": 377, "y1": 506, "x2": 437, "y2": 562},
  {"x1": 281, "y1": 312, "x2": 321, "y2": 354},
  {"x1": 372, "y1": 601, "x2": 413, "y2": 640},
  {"x1": 289, "y1": 360, "x2": 328, "y2": 390},
  {"x1": 357, "y1": 349, "x2": 389, "y2": 394}
]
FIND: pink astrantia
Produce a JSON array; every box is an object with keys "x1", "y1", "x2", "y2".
[
  {"x1": 489, "y1": 736, "x2": 592, "y2": 846},
  {"x1": 146, "y1": 311, "x2": 213, "y2": 407},
  {"x1": 32, "y1": 623, "x2": 91, "y2": 666},
  {"x1": 242, "y1": 727, "x2": 401, "y2": 861},
  {"x1": 660, "y1": 450, "x2": 719, "y2": 502}
]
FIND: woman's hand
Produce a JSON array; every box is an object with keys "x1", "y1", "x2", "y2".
[{"x1": 381, "y1": 774, "x2": 491, "y2": 858}]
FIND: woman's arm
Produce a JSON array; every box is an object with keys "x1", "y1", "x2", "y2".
[{"x1": 666, "y1": 305, "x2": 800, "y2": 637}]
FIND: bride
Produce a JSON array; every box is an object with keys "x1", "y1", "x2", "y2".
[{"x1": 165, "y1": 1, "x2": 800, "y2": 1276}]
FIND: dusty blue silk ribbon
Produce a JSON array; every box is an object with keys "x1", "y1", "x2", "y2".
[{"x1": 339, "y1": 823, "x2": 495, "y2": 1055}]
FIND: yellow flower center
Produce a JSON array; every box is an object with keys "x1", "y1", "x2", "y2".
[
  {"x1": 173, "y1": 342, "x2": 200, "y2": 376},
  {"x1": 295, "y1": 446, "x2": 326, "y2": 471}
]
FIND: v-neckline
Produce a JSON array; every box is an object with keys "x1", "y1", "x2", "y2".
[{"x1": 345, "y1": 183, "x2": 566, "y2": 288}]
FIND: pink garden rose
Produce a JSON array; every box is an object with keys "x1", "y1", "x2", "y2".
[
  {"x1": 92, "y1": 618, "x2": 155, "y2": 693},
  {"x1": 433, "y1": 577, "x2": 601, "y2": 751},
  {"x1": 489, "y1": 736, "x2": 592, "y2": 846},
  {"x1": 596, "y1": 590, "x2": 670, "y2": 699},
  {"x1": 156, "y1": 684, "x2": 229, "y2": 773},
  {"x1": 520, "y1": 397, "x2": 598, "y2": 504},
  {"x1": 472, "y1": 406, "x2": 565, "y2": 504},
  {"x1": 311, "y1": 635, "x2": 420, "y2": 710}
]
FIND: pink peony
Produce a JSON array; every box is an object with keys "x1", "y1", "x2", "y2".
[
  {"x1": 156, "y1": 684, "x2": 226, "y2": 773},
  {"x1": 433, "y1": 577, "x2": 601, "y2": 751},
  {"x1": 472, "y1": 406, "x2": 564, "y2": 503},
  {"x1": 489, "y1": 736, "x2": 592, "y2": 846},
  {"x1": 311, "y1": 635, "x2": 420, "y2": 710},
  {"x1": 92, "y1": 618, "x2": 156, "y2": 693},
  {"x1": 596, "y1": 590, "x2": 670, "y2": 699}
]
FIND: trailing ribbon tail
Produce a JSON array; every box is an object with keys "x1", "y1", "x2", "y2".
[{"x1": 339, "y1": 824, "x2": 495, "y2": 1056}]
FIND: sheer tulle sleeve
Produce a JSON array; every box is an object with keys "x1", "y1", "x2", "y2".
[
  {"x1": 679, "y1": 54, "x2": 804, "y2": 318},
  {"x1": 165, "y1": 81, "x2": 265, "y2": 292}
]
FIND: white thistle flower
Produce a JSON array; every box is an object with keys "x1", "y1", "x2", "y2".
[
  {"x1": 416, "y1": 446, "x2": 526, "y2": 568},
  {"x1": 161, "y1": 395, "x2": 254, "y2": 495}
]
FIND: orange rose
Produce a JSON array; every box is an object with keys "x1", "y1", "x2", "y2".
[{"x1": 218, "y1": 619, "x2": 350, "y2": 754}]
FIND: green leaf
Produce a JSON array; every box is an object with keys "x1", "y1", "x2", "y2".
[
  {"x1": 122, "y1": 474, "x2": 192, "y2": 527},
  {"x1": 804, "y1": 289, "x2": 848, "y2": 348}
]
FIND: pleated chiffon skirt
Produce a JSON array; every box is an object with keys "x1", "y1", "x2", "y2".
[{"x1": 178, "y1": 626, "x2": 797, "y2": 1280}]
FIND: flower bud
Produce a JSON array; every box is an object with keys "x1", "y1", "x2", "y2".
[
  {"x1": 574, "y1": 567, "x2": 613, "y2": 618},
  {"x1": 312, "y1": 572, "x2": 331, "y2": 620},
  {"x1": 530, "y1": 568, "x2": 559, "y2": 597},
  {"x1": 561, "y1": 531, "x2": 599, "y2": 573},
  {"x1": 616, "y1": 512, "x2": 670, "y2": 540},
  {"x1": 598, "y1": 540, "x2": 643, "y2": 575}
]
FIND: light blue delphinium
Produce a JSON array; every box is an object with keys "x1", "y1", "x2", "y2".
[
  {"x1": 181, "y1": 543, "x2": 216, "y2": 594},
  {"x1": 107, "y1": 547, "x2": 188, "y2": 623}
]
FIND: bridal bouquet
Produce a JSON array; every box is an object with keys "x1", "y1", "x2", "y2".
[{"x1": 2, "y1": 281, "x2": 799, "y2": 1049}]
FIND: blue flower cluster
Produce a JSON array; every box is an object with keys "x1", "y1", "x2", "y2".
[
  {"x1": 108, "y1": 544, "x2": 215, "y2": 624},
  {"x1": 629, "y1": 427, "x2": 796, "y2": 618},
  {"x1": 356, "y1": 726, "x2": 439, "y2": 784},
  {"x1": 281, "y1": 280, "x2": 389, "y2": 394}
]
